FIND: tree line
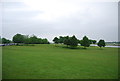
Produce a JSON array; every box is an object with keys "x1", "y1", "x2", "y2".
[
  {"x1": 0, "y1": 34, "x2": 49, "y2": 45},
  {"x1": 53, "y1": 35, "x2": 105, "y2": 48},
  {"x1": 0, "y1": 34, "x2": 105, "y2": 48},
  {"x1": 13, "y1": 34, "x2": 49, "y2": 44},
  {"x1": 0, "y1": 37, "x2": 11, "y2": 44}
]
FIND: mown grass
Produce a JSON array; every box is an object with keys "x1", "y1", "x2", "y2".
[{"x1": 2, "y1": 44, "x2": 118, "y2": 79}]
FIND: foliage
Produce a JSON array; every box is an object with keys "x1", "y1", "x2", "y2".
[
  {"x1": 53, "y1": 35, "x2": 78, "y2": 48},
  {"x1": 53, "y1": 37, "x2": 59, "y2": 44},
  {"x1": 58, "y1": 36, "x2": 65, "y2": 44},
  {"x1": 89, "y1": 40, "x2": 97, "y2": 44},
  {"x1": 13, "y1": 34, "x2": 49, "y2": 44},
  {"x1": 13, "y1": 34, "x2": 25, "y2": 43},
  {"x1": 68, "y1": 35, "x2": 78, "y2": 48},
  {"x1": 63, "y1": 36, "x2": 70, "y2": 46},
  {"x1": 97, "y1": 39, "x2": 106, "y2": 48},
  {"x1": 2, "y1": 38, "x2": 11, "y2": 44},
  {"x1": 92, "y1": 40, "x2": 97, "y2": 44},
  {"x1": 80, "y1": 36, "x2": 90, "y2": 48},
  {"x1": 52, "y1": 35, "x2": 99, "y2": 49}
]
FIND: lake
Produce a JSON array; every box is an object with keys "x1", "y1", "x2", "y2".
[
  {"x1": 91, "y1": 44, "x2": 120, "y2": 48},
  {"x1": 0, "y1": 44, "x2": 120, "y2": 48}
]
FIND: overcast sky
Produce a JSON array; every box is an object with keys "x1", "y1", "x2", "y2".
[{"x1": 1, "y1": 0, "x2": 119, "y2": 42}]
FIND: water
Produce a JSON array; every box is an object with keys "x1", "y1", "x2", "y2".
[
  {"x1": 0, "y1": 44, "x2": 120, "y2": 48},
  {"x1": 0, "y1": 44, "x2": 4, "y2": 46},
  {"x1": 91, "y1": 44, "x2": 120, "y2": 48},
  {"x1": 105, "y1": 45, "x2": 120, "y2": 48}
]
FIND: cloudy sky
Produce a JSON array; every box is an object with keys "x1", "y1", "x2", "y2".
[{"x1": 1, "y1": 0, "x2": 119, "y2": 42}]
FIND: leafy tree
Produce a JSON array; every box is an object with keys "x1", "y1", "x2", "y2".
[
  {"x1": 12, "y1": 34, "x2": 50, "y2": 44},
  {"x1": 97, "y1": 39, "x2": 106, "y2": 48},
  {"x1": 53, "y1": 37, "x2": 59, "y2": 44},
  {"x1": 29, "y1": 35, "x2": 38, "y2": 44},
  {"x1": 17, "y1": 34, "x2": 50, "y2": 44},
  {"x1": 92, "y1": 40, "x2": 97, "y2": 44},
  {"x1": 58, "y1": 36, "x2": 65, "y2": 44},
  {"x1": 41, "y1": 38, "x2": 49, "y2": 44},
  {"x1": 89, "y1": 40, "x2": 97, "y2": 44},
  {"x1": 63, "y1": 35, "x2": 78, "y2": 48},
  {"x1": 24, "y1": 38, "x2": 30, "y2": 44},
  {"x1": 63, "y1": 36, "x2": 70, "y2": 46},
  {"x1": 37, "y1": 38, "x2": 42, "y2": 44},
  {"x1": 24, "y1": 35, "x2": 30, "y2": 44},
  {"x1": 13, "y1": 34, "x2": 25, "y2": 44},
  {"x1": 80, "y1": 36, "x2": 90, "y2": 48},
  {"x1": 78, "y1": 40, "x2": 82, "y2": 44},
  {"x1": 68, "y1": 35, "x2": 78, "y2": 48},
  {"x1": 2, "y1": 38, "x2": 11, "y2": 44},
  {"x1": 89, "y1": 40, "x2": 93, "y2": 44}
]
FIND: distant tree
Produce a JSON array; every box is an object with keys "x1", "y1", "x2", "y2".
[
  {"x1": 13, "y1": 34, "x2": 50, "y2": 44},
  {"x1": 2, "y1": 38, "x2": 11, "y2": 44},
  {"x1": 89, "y1": 40, "x2": 93, "y2": 44},
  {"x1": 78, "y1": 40, "x2": 82, "y2": 44},
  {"x1": 63, "y1": 36, "x2": 70, "y2": 46},
  {"x1": 80, "y1": 36, "x2": 90, "y2": 48},
  {"x1": 68, "y1": 35, "x2": 78, "y2": 48},
  {"x1": 29, "y1": 35, "x2": 38, "y2": 44},
  {"x1": 92, "y1": 40, "x2": 97, "y2": 44},
  {"x1": 37, "y1": 38, "x2": 42, "y2": 44},
  {"x1": 97, "y1": 39, "x2": 106, "y2": 48},
  {"x1": 58, "y1": 36, "x2": 65, "y2": 44},
  {"x1": 24, "y1": 35, "x2": 30, "y2": 44},
  {"x1": 53, "y1": 37, "x2": 59, "y2": 44},
  {"x1": 42, "y1": 38, "x2": 49, "y2": 44},
  {"x1": 11, "y1": 34, "x2": 50, "y2": 45},
  {"x1": 13, "y1": 34, "x2": 25, "y2": 44},
  {"x1": 89, "y1": 40, "x2": 97, "y2": 44}
]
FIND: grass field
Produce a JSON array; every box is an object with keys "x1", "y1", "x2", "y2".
[{"x1": 2, "y1": 44, "x2": 118, "y2": 79}]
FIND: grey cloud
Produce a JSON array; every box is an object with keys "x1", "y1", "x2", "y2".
[
  {"x1": 2, "y1": 2, "x2": 118, "y2": 42},
  {"x1": 3, "y1": 2, "x2": 27, "y2": 9}
]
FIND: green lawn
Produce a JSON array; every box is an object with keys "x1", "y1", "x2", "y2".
[{"x1": 2, "y1": 44, "x2": 118, "y2": 79}]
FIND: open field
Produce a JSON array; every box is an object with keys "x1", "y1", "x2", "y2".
[{"x1": 2, "y1": 44, "x2": 118, "y2": 79}]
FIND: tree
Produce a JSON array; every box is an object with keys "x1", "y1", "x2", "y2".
[
  {"x1": 24, "y1": 35, "x2": 30, "y2": 44},
  {"x1": 80, "y1": 36, "x2": 90, "y2": 48},
  {"x1": 29, "y1": 35, "x2": 38, "y2": 44},
  {"x1": 89, "y1": 40, "x2": 97, "y2": 44},
  {"x1": 63, "y1": 36, "x2": 70, "y2": 46},
  {"x1": 89, "y1": 40, "x2": 93, "y2": 44},
  {"x1": 97, "y1": 39, "x2": 106, "y2": 48},
  {"x1": 42, "y1": 38, "x2": 49, "y2": 44},
  {"x1": 68, "y1": 35, "x2": 78, "y2": 48},
  {"x1": 63, "y1": 35, "x2": 78, "y2": 48},
  {"x1": 2, "y1": 38, "x2": 11, "y2": 44},
  {"x1": 13, "y1": 34, "x2": 50, "y2": 44},
  {"x1": 13, "y1": 34, "x2": 25, "y2": 44},
  {"x1": 58, "y1": 36, "x2": 65, "y2": 44},
  {"x1": 92, "y1": 40, "x2": 97, "y2": 44},
  {"x1": 53, "y1": 37, "x2": 59, "y2": 44}
]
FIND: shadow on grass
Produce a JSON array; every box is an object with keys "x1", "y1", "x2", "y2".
[
  {"x1": 91, "y1": 46, "x2": 105, "y2": 50},
  {"x1": 15, "y1": 44, "x2": 35, "y2": 46},
  {"x1": 98, "y1": 47, "x2": 104, "y2": 50},
  {"x1": 54, "y1": 44, "x2": 106, "y2": 50},
  {"x1": 54, "y1": 44, "x2": 88, "y2": 50}
]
